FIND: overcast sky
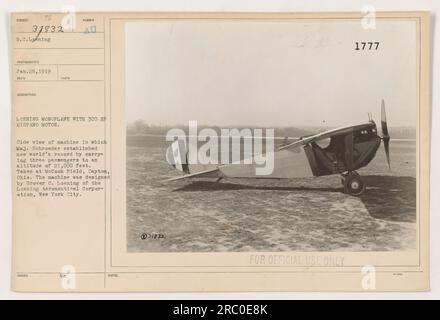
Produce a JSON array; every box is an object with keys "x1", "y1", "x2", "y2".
[{"x1": 126, "y1": 20, "x2": 417, "y2": 127}]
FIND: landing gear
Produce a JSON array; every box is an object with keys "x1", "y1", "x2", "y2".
[{"x1": 341, "y1": 171, "x2": 365, "y2": 196}]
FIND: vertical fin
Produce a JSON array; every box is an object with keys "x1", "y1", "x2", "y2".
[{"x1": 166, "y1": 139, "x2": 190, "y2": 174}]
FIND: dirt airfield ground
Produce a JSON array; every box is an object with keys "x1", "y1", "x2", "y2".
[{"x1": 127, "y1": 136, "x2": 416, "y2": 252}]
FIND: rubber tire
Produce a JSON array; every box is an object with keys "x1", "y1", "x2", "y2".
[{"x1": 343, "y1": 172, "x2": 366, "y2": 196}]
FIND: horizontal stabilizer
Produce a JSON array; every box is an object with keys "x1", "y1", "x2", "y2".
[{"x1": 165, "y1": 168, "x2": 220, "y2": 182}]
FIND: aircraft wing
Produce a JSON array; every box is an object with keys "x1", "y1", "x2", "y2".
[
  {"x1": 277, "y1": 122, "x2": 372, "y2": 151},
  {"x1": 165, "y1": 167, "x2": 220, "y2": 182}
]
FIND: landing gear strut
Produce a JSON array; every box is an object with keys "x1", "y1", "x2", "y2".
[{"x1": 341, "y1": 171, "x2": 365, "y2": 196}]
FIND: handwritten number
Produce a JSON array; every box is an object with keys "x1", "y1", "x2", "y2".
[{"x1": 31, "y1": 25, "x2": 64, "y2": 33}]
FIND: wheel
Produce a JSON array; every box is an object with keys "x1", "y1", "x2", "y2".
[{"x1": 343, "y1": 172, "x2": 365, "y2": 196}]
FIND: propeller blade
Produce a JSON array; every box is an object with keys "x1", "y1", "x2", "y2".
[
  {"x1": 381, "y1": 99, "x2": 389, "y2": 138},
  {"x1": 381, "y1": 99, "x2": 391, "y2": 169},
  {"x1": 383, "y1": 137, "x2": 391, "y2": 169}
]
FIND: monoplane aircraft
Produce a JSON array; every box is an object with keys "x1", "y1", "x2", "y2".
[{"x1": 165, "y1": 100, "x2": 390, "y2": 196}]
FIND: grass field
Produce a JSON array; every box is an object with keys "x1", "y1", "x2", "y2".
[{"x1": 126, "y1": 136, "x2": 416, "y2": 252}]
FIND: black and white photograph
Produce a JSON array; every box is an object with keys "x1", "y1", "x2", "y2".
[
  {"x1": 125, "y1": 20, "x2": 418, "y2": 253},
  {"x1": 2, "y1": 3, "x2": 435, "y2": 295}
]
